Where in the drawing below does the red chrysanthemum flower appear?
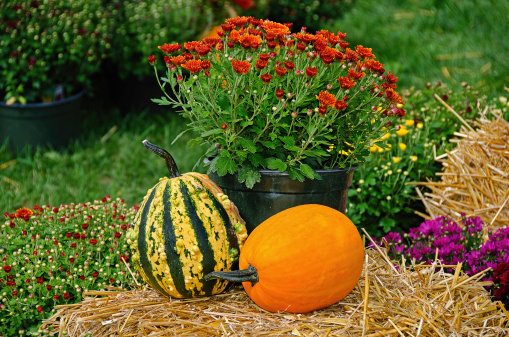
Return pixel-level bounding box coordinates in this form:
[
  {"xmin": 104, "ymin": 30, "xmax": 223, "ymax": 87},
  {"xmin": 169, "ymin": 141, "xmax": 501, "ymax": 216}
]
[
  {"xmin": 240, "ymin": 34, "xmax": 263, "ymax": 49},
  {"xmin": 355, "ymin": 45, "xmax": 375, "ymax": 59},
  {"xmin": 37, "ymin": 305, "xmax": 43, "ymax": 313},
  {"xmin": 339, "ymin": 40, "xmax": 350, "ymax": 50},
  {"xmin": 221, "ymin": 23, "xmax": 235, "ymax": 32},
  {"xmin": 232, "ymin": 60, "xmax": 251, "ymax": 74},
  {"xmin": 115, "ymin": 232, "xmax": 122, "ymax": 238},
  {"xmin": 147, "ymin": 55, "xmax": 156, "ymax": 65},
  {"xmin": 316, "ymin": 91, "xmax": 337, "ymax": 107},
  {"xmin": 348, "ymin": 68, "xmax": 365, "ymax": 80},
  {"xmin": 2, "ymin": 265, "xmax": 12, "ymax": 273},
  {"xmin": 256, "ymin": 59, "xmax": 268, "ymax": 70},
  {"xmin": 16, "ymin": 208, "xmax": 33, "ymax": 220},
  {"xmin": 296, "ymin": 43, "xmax": 306, "ymax": 52},
  {"xmin": 195, "ymin": 42, "xmax": 212, "ymax": 56},
  {"xmin": 202, "ymin": 37, "xmax": 220, "ymax": 47},
  {"xmin": 327, "ymin": 34, "xmax": 341, "ymax": 45},
  {"xmin": 92, "ymin": 272, "xmax": 99, "ymax": 278},
  {"xmin": 267, "ymin": 41, "xmax": 277, "ymax": 49},
  {"xmin": 261, "ymin": 73, "xmax": 272, "ymax": 83},
  {"xmin": 386, "ymin": 71, "xmax": 398, "ymax": 84},
  {"xmin": 364, "ymin": 59, "xmax": 385, "ymax": 74},
  {"xmin": 226, "ymin": 16, "xmax": 250, "ymax": 28},
  {"xmin": 182, "ymin": 60, "xmax": 203, "ymax": 73},
  {"xmin": 335, "ymin": 99, "xmax": 348, "ymax": 111},
  {"xmin": 385, "ymin": 88, "xmax": 405, "ymax": 105},
  {"xmin": 201, "ymin": 60, "xmax": 212, "ymax": 70},
  {"xmin": 275, "ymin": 66, "xmax": 287, "ymax": 77},
  {"xmin": 293, "ymin": 32, "xmax": 318, "ymax": 44},
  {"xmin": 344, "ymin": 48, "xmax": 358, "ymax": 62},
  {"xmin": 89, "ymin": 238, "xmax": 98, "ymax": 246},
  {"xmin": 259, "ymin": 53, "xmax": 270, "ymax": 61},
  {"xmin": 305, "ymin": 67, "xmax": 318, "ymax": 78},
  {"xmin": 63, "ymin": 292, "xmax": 70, "ymax": 300},
  {"xmin": 183, "ymin": 41, "xmax": 200, "ymax": 52},
  {"xmin": 313, "ymin": 37, "xmax": 328, "ymax": 52},
  {"xmin": 318, "ymin": 105, "xmax": 328, "ymax": 116},
  {"xmin": 53, "ymin": 294, "xmax": 59, "ymax": 301},
  {"xmin": 275, "ymin": 89, "xmax": 285, "ymax": 99},
  {"xmin": 158, "ymin": 43, "xmax": 182, "ymax": 54},
  {"xmin": 283, "ymin": 61, "xmax": 295, "ymax": 70}
]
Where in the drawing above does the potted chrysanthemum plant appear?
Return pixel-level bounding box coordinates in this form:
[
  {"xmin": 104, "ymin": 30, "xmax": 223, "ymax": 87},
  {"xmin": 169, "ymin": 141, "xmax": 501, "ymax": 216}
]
[{"xmin": 148, "ymin": 16, "xmax": 406, "ymax": 232}]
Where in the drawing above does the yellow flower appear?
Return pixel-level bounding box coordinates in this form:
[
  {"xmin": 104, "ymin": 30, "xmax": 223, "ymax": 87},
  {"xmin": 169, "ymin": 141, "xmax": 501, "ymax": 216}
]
[
  {"xmin": 396, "ymin": 127, "xmax": 409, "ymax": 136},
  {"xmin": 369, "ymin": 144, "xmax": 381, "ymax": 152},
  {"xmin": 371, "ymin": 118, "xmax": 376, "ymax": 124},
  {"xmin": 410, "ymin": 155, "xmax": 418, "ymax": 162},
  {"xmin": 500, "ymin": 96, "xmax": 507, "ymax": 105},
  {"xmin": 392, "ymin": 157, "xmax": 400, "ymax": 163},
  {"xmin": 382, "ymin": 133, "xmax": 391, "ymax": 140},
  {"xmin": 399, "ymin": 143, "xmax": 407, "ymax": 151},
  {"xmin": 396, "ymin": 103, "xmax": 404, "ymax": 109},
  {"xmin": 385, "ymin": 143, "xmax": 392, "ymax": 151},
  {"xmin": 405, "ymin": 119, "xmax": 415, "ymax": 127},
  {"xmin": 378, "ymin": 147, "xmax": 384, "ymax": 153},
  {"xmin": 416, "ymin": 123, "xmax": 423, "ymax": 129}
]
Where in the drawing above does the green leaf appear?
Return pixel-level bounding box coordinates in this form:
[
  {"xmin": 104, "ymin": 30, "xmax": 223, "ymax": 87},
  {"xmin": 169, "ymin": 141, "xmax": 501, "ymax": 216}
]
[
  {"xmin": 187, "ymin": 137, "xmax": 204, "ymax": 148},
  {"xmin": 151, "ymin": 97, "xmax": 172, "ymax": 105},
  {"xmin": 238, "ymin": 166, "xmax": 261, "ymax": 188},
  {"xmin": 280, "ymin": 136, "xmax": 295, "ymax": 147},
  {"xmin": 240, "ymin": 120, "xmax": 254, "ymax": 127},
  {"xmin": 236, "ymin": 138, "xmax": 256, "ymax": 153},
  {"xmin": 380, "ymin": 217, "xmax": 397, "ymax": 233},
  {"xmin": 201, "ymin": 128, "xmax": 224, "ymax": 137},
  {"xmin": 216, "ymin": 156, "xmax": 238, "ymax": 175},
  {"xmin": 260, "ymin": 140, "xmax": 276, "ymax": 149},
  {"xmin": 299, "ymin": 163, "xmax": 315, "ymax": 179},
  {"xmin": 288, "ymin": 167, "xmax": 305, "ymax": 182},
  {"xmin": 248, "ymin": 153, "xmax": 266, "ymax": 168},
  {"xmin": 267, "ymin": 158, "xmax": 287, "ymax": 172}
]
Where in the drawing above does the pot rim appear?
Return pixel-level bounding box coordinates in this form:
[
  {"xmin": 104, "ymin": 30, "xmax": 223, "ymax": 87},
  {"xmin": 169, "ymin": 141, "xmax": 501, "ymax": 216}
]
[{"xmin": 0, "ymin": 89, "xmax": 85, "ymax": 108}]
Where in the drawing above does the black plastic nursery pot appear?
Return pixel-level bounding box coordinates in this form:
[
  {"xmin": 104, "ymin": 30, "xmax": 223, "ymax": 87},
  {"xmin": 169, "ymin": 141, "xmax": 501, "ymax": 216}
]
[
  {"xmin": 209, "ymin": 166, "xmax": 358, "ymax": 234},
  {"xmin": 0, "ymin": 90, "xmax": 85, "ymax": 153}
]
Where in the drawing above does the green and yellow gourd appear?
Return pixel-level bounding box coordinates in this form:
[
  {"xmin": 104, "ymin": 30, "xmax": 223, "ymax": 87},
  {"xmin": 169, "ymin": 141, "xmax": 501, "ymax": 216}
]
[{"xmin": 126, "ymin": 140, "xmax": 248, "ymax": 298}]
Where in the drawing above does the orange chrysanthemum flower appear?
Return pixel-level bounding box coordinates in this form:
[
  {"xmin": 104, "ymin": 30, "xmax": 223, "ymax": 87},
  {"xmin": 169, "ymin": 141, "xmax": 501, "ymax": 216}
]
[
  {"xmin": 316, "ymin": 91, "xmax": 337, "ymax": 107},
  {"xmin": 221, "ymin": 23, "xmax": 234, "ymax": 32},
  {"xmin": 182, "ymin": 60, "xmax": 203, "ymax": 73},
  {"xmin": 275, "ymin": 65, "xmax": 287, "ymax": 76},
  {"xmin": 265, "ymin": 28, "xmax": 288, "ymax": 41},
  {"xmin": 147, "ymin": 55, "xmax": 156, "ymax": 65},
  {"xmin": 348, "ymin": 68, "xmax": 365, "ymax": 80},
  {"xmin": 355, "ymin": 45, "xmax": 375, "ymax": 59},
  {"xmin": 228, "ymin": 30, "xmax": 242, "ymax": 44},
  {"xmin": 169, "ymin": 55, "xmax": 186, "ymax": 66},
  {"xmin": 293, "ymin": 32, "xmax": 318, "ymax": 44},
  {"xmin": 261, "ymin": 21, "xmax": 290, "ymax": 34},
  {"xmin": 327, "ymin": 34, "xmax": 341, "ymax": 45},
  {"xmin": 337, "ymin": 76, "xmax": 356, "ymax": 90},
  {"xmin": 158, "ymin": 43, "xmax": 182, "ymax": 54},
  {"xmin": 261, "ymin": 73, "xmax": 272, "ymax": 83},
  {"xmin": 339, "ymin": 40, "xmax": 350, "ymax": 50},
  {"xmin": 240, "ymin": 34, "xmax": 263, "ymax": 49},
  {"xmin": 337, "ymin": 31, "xmax": 347, "ymax": 39},
  {"xmin": 232, "ymin": 60, "xmax": 251, "ymax": 74},
  {"xmin": 184, "ymin": 41, "xmax": 200, "ymax": 52},
  {"xmin": 306, "ymin": 66, "xmax": 318, "ymax": 77},
  {"xmin": 16, "ymin": 208, "xmax": 33, "ymax": 219},
  {"xmin": 226, "ymin": 16, "xmax": 250, "ymax": 28},
  {"xmin": 385, "ymin": 88, "xmax": 405, "ymax": 105}
]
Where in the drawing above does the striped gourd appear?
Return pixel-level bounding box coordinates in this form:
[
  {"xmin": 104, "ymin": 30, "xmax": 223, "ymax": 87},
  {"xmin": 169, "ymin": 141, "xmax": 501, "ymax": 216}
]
[{"xmin": 126, "ymin": 140, "xmax": 248, "ymax": 298}]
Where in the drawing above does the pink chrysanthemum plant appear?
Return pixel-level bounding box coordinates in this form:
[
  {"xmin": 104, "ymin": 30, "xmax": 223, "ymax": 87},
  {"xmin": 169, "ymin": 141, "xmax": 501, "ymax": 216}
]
[{"xmin": 149, "ymin": 16, "xmax": 406, "ymax": 188}]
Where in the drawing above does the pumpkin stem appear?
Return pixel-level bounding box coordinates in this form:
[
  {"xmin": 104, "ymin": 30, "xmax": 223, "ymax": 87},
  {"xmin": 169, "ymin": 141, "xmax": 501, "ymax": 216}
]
[
  {"xmin": 142, "ymin": 140, "xmax": 181, "ymax": 178},
  {"xmin": 205, "ymin": 263, "xmax": 259, "ymax": 287}
]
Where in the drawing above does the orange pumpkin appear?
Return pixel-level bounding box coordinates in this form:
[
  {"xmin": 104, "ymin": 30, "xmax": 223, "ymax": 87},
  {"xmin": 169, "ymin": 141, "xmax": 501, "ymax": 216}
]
[{"xmin": 205, "ymin": 204, "xmax": 365, "ymax": 313}]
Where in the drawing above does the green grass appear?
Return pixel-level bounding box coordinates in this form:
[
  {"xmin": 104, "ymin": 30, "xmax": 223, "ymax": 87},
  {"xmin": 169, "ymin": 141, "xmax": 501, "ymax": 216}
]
[
  {"xmin": 0, "ymin": 109, "xmax": 207, "ymax": 211},
  {"xmin": 333, "ymin": 0, "xmax": 509, "ymax": 97}
]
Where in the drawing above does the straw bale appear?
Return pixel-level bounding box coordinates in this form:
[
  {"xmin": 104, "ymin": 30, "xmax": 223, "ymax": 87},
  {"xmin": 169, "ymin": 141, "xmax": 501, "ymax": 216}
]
[
  {"xmin": 41, "ymin": 246, "xmax": 509, "ymax": 336},
  {"xmin": 410, "ymin": 98, "xmax": 509, "ymax": 231}
]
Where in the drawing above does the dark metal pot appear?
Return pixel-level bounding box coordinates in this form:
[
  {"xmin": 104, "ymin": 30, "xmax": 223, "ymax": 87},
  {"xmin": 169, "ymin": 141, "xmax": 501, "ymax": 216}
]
[
  {"xmin": 0, "ymin": 90, "xmax": 84, "ymax": 153},
  {"xmin": 209, "ymin": 166, "xmax": 358, "ymax": 234}
]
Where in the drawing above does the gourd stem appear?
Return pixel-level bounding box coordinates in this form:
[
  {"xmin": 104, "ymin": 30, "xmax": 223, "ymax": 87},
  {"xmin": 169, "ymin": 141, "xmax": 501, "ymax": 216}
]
[
  {"xmin": 142, "ymin": 140, "xmax": 181, "ymax": 178},
  {"xmin": 205, "ymin": 263, "xmax": 259, "ymax": 287}
]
